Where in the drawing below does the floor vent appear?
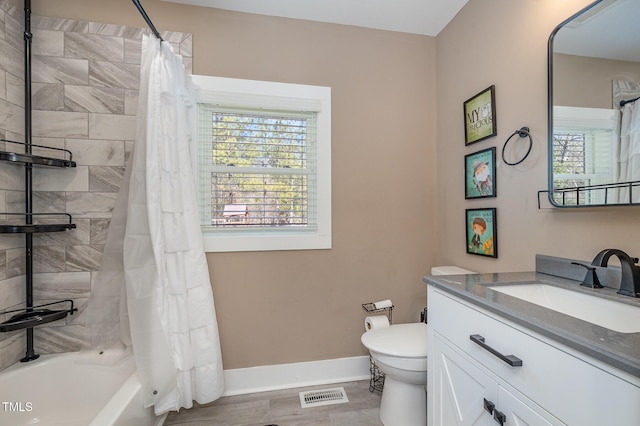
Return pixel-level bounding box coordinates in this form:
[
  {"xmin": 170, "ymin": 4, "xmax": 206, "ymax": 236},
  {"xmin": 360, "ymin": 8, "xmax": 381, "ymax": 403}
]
[{"xmin": 299, "ymin": 387, "xmax": 349, "ymax": 408}]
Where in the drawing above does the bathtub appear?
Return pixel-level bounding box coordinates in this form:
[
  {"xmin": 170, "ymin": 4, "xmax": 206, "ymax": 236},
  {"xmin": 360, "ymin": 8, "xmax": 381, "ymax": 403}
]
[{"xmin": 0, "ymin": 350, "xmax": 166, "ymax": 425}]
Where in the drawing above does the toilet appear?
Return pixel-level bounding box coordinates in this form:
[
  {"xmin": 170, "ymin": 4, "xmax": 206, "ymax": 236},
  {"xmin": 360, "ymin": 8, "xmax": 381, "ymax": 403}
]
[
  {"xmin": 361, "ymin": 266, "xmax": 475, "ymax": 426},
  {"xmin": 361, "ymin": 323, "xmax": 428, "ymax": 426}
]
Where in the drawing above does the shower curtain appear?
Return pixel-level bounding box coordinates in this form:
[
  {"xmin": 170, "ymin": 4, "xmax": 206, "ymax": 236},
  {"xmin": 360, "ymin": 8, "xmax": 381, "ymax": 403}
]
[
  {"xmin": 617, "ymin": 102, "xmax": 640, "ymax": 203},
  {"xmin": 123, "ymin": 34, "xmax": 224, "ymax": 414},
  {"xmin": 613, "ymin": 80, "xmax": 640, "ymax": 203}
]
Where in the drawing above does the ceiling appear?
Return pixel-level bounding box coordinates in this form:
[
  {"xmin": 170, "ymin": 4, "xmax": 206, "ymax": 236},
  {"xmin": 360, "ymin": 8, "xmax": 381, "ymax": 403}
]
[
  {"xmin": 553, "ymin": 0, "xmax": 640, "ymax": 62},
  {"xmin": 160, "ymin": 0, "xmax": 470, "ymax": 36}
]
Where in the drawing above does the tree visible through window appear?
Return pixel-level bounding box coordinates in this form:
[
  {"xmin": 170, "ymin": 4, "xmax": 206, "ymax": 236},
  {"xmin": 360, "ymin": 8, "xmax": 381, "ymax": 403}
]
[
  {"xmin": 202, "ymin": 107, "xmax": 316, "ymax": 228},
  {"xmin": 553, "ymin": 133, "xmax": 587, "ymax": 183},
  {"xmin": 553, "ymin": 132, "xmax": 588, "ymax": 204}
]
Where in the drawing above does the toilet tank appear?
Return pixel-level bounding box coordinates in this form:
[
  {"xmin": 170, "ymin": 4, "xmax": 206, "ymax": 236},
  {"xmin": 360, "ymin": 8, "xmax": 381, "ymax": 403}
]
[{"xmin": 430, "ymin": 266, "xmax": 475, "ymax": 275}]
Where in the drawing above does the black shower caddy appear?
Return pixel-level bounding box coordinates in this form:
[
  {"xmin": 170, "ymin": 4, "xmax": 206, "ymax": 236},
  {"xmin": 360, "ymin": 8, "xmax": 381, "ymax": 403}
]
[{"xmin": 0, "ymin": 0, "xmax": 77, "ymax": 362}]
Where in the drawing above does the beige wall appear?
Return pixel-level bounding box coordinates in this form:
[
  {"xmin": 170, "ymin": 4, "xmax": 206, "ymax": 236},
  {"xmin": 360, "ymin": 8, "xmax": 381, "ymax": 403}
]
[
  {"xmin": 435, "ymin": 0, "xmax": 640, "ymax": 273},
  {"xmin": 554, "ymin": 54, "xmax": 640, "ymax": 108},
  {"xmin": 33, "ymin": 0, "xmax": 437, "ymax": 368}
]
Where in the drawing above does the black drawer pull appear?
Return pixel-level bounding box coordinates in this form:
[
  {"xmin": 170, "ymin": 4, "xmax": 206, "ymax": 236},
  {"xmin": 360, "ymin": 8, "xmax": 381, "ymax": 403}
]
[
  {"xmin": 470, "ymin": 334, "xmax": 523, "ymax": 367},
  {"xmin": 494, "ymin": 409, "xmax": 507, "ymax": 425},
  {"xmin": 483, "ymin": 398, "xmax": 495, "ymax": 415}
]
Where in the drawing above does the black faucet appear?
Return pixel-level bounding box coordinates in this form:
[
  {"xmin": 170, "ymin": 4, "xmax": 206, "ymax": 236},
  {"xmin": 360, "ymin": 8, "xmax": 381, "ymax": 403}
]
[{"xmin": 591, "ymin": 249, "xmax": 640, "ymax": 298}]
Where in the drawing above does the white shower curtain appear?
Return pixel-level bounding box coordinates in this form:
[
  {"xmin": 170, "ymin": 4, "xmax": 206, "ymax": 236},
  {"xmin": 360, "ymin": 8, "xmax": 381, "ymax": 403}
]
[
  {"xmin": 124, "ymin": 34, "xmax": 224, "ymax": 415},
  {"xmin": 617, "ymin": 102, "xmax": 640, "ymax": 203}
]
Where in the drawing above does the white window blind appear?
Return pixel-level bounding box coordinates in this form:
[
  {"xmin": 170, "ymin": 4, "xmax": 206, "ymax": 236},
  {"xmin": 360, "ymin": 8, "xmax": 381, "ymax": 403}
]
[{"xmin": 198, "ymin": 106, "xmax": 318, "ymax": 231}]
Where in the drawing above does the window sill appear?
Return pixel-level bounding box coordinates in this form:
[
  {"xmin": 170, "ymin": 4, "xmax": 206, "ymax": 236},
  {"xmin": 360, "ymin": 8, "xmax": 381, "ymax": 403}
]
[{"xmin": 202, "ymin": 233, "xmax": 331, "ymax": 253}]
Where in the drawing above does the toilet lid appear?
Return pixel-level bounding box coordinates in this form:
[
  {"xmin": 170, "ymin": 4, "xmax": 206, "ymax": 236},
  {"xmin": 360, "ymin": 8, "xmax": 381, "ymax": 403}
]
[{"xmin": 361, "ymin": 323, "xmax": 428, "ymax": 357}]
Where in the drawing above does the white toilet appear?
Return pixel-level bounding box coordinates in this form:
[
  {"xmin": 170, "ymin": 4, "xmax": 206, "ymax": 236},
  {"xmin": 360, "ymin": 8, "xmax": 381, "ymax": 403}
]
[
  {"xmin": 361, "ymin": 266, "xmax": 475, "ymax": 426},
  {"xmin": 361, "ymin": 322, "xmax": 428, "ymax": 426}
]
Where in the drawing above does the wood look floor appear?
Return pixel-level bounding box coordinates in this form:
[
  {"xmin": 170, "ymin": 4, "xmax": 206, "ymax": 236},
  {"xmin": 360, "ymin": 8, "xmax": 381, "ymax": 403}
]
[{"xmin": 164, "ymin": 380, "xmax": 384, "ymax": 426}]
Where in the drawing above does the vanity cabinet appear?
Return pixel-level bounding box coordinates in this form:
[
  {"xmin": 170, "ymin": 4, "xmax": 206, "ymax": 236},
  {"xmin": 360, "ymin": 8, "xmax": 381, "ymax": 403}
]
[
  {"xmin": 432, "ymin": 334, "xmax": 560, "ymax": 425},
  {"xmin": 427, "ymin": 285, "xmax": 640, "ymax": 426}
]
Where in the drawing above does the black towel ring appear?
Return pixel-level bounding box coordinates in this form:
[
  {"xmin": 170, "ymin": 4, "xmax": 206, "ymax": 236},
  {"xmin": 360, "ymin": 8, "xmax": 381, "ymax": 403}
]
[{"xmin": 501, "ymin": 127, "xmax": 532, "ymax": 166}]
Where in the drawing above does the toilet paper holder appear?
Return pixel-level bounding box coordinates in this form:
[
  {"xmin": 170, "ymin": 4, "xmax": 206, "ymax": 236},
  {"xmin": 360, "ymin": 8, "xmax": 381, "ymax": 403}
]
[
  {"xmin": 361, "ymin": 301, "xmax": 393, "ymax": 324},
  {"xmin": 362, "ymin": 301, "xmax": 394, "ymax": 393}
]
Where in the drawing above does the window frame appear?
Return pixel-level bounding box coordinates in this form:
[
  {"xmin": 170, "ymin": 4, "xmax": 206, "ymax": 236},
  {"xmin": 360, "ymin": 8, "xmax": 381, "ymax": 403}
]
[
  {"xmin": 553, "ymin": 107, "xmax": 618, "ymax": 171},
  {"xmin": 552, "ymin": 106, "xmax": 619, "ymax": 205},
  {"xmin": 189, "ymin": 75, "xmax": 331, "ymax": 253}
]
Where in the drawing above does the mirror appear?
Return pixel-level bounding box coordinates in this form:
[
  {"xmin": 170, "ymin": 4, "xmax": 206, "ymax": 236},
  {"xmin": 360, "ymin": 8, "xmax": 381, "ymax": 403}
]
[{"xmin": 548, "ymin": 0, "xmax": 640, "ymax": 207}]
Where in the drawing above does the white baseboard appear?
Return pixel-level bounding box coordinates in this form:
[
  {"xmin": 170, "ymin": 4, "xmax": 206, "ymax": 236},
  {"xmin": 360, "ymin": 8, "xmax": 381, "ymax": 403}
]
[{"xmin": 222, "ymin": 355, "xmax": 371, "ymax": 396}]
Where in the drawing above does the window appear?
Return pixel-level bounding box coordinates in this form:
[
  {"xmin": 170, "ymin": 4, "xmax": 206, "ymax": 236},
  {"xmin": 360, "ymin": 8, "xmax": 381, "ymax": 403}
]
[
  {"xmin": 552, "ymin": 106, "xmax": 618, "ymax": 205},
  {"xmin": 189, "ymin": 75, "xmax": 331, "ymax": 252}
]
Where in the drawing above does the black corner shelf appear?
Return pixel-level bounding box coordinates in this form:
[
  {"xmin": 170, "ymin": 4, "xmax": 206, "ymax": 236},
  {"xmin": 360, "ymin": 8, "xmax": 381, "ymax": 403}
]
[
  {"xmin": 0, "ymin": 151, "xmax": 76, "ymax": 168},
  {"xmin": 0, "ymin": 139, "xmax": 76, "ymax": 168},
  {"xmin": 0, "ymin": 213, "xmax": 76, "ymax": 234},
  {"xmin": 0, "ymin": 300, "xmax": 78, "ymax": 332},
  {"xmin": 0, "ymin": 223, "xmax": 76, "ymax": 233},
  {"xmin": 3, "ymin": 1, "xmax": 79, "ymax": 361}
]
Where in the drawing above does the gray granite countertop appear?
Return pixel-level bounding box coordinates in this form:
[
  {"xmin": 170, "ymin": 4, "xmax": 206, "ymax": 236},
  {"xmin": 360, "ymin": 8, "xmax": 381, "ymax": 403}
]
[{"xmin": 423, "ymin": 271, "xmax": 640, "ymax": 379}]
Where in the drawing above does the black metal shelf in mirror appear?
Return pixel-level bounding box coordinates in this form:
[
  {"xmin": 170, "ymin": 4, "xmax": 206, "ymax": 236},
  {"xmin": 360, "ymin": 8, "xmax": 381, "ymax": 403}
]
[
  {"xmin": 538, "ymin": 180, "xmax": 640, "ymax": 208},
  {"xmin": 547, "ymin": 0, "xmax": 640, "ymax": 207}
]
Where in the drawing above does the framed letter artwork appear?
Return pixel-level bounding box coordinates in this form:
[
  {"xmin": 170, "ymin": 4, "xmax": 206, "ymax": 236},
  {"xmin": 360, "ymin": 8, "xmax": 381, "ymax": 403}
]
[{"xmin": 464, "ymin": 85, "xmax": 496, "ymax": 145}]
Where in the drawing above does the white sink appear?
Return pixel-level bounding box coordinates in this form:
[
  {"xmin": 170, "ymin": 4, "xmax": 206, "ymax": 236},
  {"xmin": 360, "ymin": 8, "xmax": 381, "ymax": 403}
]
[{"xmin": 488, "ymin": 284, "xmax": 640, "ymax": 333}]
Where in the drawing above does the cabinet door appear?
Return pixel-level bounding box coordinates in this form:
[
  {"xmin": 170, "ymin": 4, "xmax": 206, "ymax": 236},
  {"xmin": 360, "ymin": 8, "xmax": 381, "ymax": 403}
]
[
  {"xmin": 498, "ymin": 387, "xmax": 564, "ymax": 426},
  {"xmin": 430, "ymin": 333, "xmax": 494, "ymax": 426}
]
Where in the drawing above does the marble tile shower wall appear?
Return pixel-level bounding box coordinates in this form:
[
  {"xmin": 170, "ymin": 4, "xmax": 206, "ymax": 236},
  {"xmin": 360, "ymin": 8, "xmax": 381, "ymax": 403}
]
[
  {"xmin": 0, "ymin": 0, "xmax": 192, "ymax": 370},
  {"xmin": 0, "ymin": 0, "xmax": 26, "ymax": 371}
]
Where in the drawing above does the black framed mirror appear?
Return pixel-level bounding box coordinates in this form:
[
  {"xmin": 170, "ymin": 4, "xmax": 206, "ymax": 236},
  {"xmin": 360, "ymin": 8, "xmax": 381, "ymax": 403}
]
[{"xmin": 548, "ymin": 0, "xmax": 640, "ymax": 207}]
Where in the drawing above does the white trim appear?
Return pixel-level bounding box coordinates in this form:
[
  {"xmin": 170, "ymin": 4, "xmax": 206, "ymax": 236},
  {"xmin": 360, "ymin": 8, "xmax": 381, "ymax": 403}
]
[
  {"xmin": 188, "ymin": 74, "xmax": 332, "ymax": 253},
  {"xmin": 553, "ymin": 105, "xmax": 618, "ymax": 128},
  {"xmin": 189, "ymin": 75, "xmax": 329, "ymax": 111},
  {"xmin": 222, "ymin": 356, "xmax": 371, "ymax": 396}
]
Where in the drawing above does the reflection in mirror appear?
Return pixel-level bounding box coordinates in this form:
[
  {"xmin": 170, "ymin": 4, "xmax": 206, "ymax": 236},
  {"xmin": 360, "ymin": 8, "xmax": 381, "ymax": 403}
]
[{"xmin": 548, "ymin": 0, "xmax": 640, "ymax": 207}]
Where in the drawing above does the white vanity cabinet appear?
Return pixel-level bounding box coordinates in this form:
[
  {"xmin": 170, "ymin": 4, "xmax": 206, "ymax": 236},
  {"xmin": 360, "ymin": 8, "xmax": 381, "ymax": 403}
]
[
  {"xmin": 431, "ymin": 334, "xmax": 560, "ymax": 425},
  {"xmin": 427, "ymin": 285, "xmax": 640, "ymax": 426}
]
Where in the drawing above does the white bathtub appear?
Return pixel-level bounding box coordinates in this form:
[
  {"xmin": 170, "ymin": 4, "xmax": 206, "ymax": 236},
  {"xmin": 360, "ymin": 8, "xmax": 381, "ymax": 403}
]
[{"xmin": 0, "ymin": 350, "xmax": 166, "ymax": 425}]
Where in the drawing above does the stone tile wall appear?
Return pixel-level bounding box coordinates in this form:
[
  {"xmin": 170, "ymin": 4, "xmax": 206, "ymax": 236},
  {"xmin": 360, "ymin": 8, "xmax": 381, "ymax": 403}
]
[
  {"xmin": 0, "ymin": 0, "xmax": 192, "ymax": 370},
  {"xmin": 0, "ymin": 0, "xmax": 26, "ymax": 370}
]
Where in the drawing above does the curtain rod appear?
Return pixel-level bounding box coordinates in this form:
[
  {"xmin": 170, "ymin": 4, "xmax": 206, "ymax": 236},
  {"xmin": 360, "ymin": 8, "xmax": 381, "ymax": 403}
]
[
  {"xmin": 132, "ymin": 0, "xmax": 163, "ymax": 42},
  {"xmin": 620, "ymin": 95, "xmax": 640, "ymax": 107}
]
